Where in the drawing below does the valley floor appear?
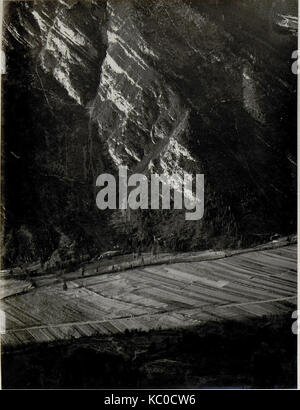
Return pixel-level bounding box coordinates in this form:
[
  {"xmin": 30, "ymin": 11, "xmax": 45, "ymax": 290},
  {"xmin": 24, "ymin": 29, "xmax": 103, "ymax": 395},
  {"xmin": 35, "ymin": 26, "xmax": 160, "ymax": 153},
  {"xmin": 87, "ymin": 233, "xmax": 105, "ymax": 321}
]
[{"xmin": 0, "ymin": 242, "xmax": 297, "ymax": 347}]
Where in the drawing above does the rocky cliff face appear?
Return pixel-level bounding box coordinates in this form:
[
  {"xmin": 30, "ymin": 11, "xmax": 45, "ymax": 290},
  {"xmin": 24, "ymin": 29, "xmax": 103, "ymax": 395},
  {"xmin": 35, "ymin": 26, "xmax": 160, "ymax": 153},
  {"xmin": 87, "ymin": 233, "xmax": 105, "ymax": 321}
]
[{"xmin": 2, "ymin": 0, "xmax": 297, "ymax": 266}]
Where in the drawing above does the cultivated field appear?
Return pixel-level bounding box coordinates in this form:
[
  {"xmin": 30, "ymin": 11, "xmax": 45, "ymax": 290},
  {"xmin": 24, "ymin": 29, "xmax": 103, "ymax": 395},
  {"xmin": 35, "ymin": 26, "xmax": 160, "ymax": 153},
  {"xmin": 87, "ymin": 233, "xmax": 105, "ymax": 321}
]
[{"xmin": 0, "ymin": 244, "xmax": 297, "ymax": 346}]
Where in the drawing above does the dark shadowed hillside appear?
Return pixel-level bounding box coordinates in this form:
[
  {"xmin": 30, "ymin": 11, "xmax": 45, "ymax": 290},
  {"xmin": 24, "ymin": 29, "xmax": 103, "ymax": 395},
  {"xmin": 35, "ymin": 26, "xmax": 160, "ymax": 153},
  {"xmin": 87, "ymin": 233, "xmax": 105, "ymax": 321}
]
[
  {"xmin": 2, "ymin": 0, "xmax": 297, "ymax": 267},
  {"xmin": 2, "ymin": 314, "xmax": 297, "ymax": 389}
]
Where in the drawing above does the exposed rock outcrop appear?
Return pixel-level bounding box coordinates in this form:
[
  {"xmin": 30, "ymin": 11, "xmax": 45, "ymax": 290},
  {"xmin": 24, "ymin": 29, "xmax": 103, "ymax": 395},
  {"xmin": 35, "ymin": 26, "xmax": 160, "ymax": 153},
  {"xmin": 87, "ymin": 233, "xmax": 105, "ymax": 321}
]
[{"xmin": 2, "ymin": 0, "xmax": 297, "ymax": 266}]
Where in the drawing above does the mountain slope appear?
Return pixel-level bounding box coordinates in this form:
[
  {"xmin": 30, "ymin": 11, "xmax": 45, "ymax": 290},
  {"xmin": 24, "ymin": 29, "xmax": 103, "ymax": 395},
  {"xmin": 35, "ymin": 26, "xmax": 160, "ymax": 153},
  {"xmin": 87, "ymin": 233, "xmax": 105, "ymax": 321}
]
[{"xmin": 2, "ymin": 0, "xmax": 297, "ymax": 266}]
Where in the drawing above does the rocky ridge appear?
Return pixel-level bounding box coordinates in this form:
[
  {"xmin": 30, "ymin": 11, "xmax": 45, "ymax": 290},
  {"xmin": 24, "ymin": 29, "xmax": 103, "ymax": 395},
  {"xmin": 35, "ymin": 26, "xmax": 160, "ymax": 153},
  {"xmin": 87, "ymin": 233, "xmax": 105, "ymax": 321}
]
[{"xmin": 2, "ymin": 0, "xmax": 297, "ymax": 266}]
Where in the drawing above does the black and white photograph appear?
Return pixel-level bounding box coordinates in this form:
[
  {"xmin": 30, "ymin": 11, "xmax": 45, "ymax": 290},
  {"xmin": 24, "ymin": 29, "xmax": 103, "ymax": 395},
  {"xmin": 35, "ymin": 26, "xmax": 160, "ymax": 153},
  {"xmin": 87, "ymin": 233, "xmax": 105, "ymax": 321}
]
[{"xmin": 0, "ymin": 0, "xmax": 298, "ymax": 391}]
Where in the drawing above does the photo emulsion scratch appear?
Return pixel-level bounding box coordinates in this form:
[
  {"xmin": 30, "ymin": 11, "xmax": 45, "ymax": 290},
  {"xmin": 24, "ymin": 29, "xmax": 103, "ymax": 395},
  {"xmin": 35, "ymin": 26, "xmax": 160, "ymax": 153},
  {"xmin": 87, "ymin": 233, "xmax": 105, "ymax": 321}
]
[{"xmin": 0, "ymin": 0, "xmax": 298, "ymax": 392}]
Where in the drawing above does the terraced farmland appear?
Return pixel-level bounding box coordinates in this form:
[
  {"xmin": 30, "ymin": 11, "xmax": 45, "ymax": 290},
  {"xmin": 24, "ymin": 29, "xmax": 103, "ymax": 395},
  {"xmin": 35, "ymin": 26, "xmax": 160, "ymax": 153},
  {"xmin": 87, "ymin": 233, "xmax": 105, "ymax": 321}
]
[{"xmin": 0, "ymin": 244, "xmax": 297, "ymax": 347}]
